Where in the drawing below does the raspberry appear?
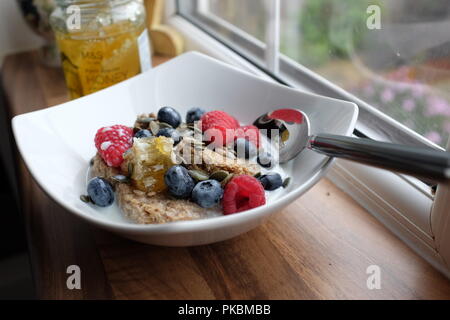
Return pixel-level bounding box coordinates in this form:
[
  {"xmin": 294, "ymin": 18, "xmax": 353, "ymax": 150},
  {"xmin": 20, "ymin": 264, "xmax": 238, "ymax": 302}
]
[
  {"xmin": 201, "ymin": 110, "xmax": 240, "ymax": 131},
  {"xmin": 234, "ymin": 125, "xmax": 261, "ymax": 148},
  {"xmin": 268, "ymin": 108, "xmax": 304, "ymax": 124},
  {"xmin": 94, "ymin": 125, "xmax": 133, "ymax": 167},
  {"xmin": 203, "ymin": 126, "xmax": 236, "ymax": 147},
  {"xmin": 222, "ymin": 175, "xmax": 266, "ymax": 215},
  {"xmin": 201, "ymin": 111, "xmax": 240, "ymax": 146}
]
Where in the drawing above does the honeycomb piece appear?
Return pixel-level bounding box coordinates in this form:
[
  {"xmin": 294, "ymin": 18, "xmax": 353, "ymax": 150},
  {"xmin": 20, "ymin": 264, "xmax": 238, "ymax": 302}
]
[{"xmin": 124, "ymin": 136, "xmax": 175, "ymax": 192}]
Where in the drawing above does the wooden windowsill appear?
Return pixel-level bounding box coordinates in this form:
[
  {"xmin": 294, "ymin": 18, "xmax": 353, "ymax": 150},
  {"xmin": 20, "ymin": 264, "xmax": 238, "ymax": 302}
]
[{"xmin": 2, "ymin": 50, "xmax": 450, "ymax": 299}]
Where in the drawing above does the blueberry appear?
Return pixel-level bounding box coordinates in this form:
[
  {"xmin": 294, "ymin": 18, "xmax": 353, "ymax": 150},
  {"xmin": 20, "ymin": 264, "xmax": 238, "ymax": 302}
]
[
  {"xmin": 87, "ymin": 177, "xmax": 114, "ymax": 207},
  {"xmin": 157, "ymin": 106, "xmax": 181, "ymax": 128},
  {"xmin": 191, "ymin": 180, "xmax": 224, "ymax": 208},
  {"xmin": 186, "ymin": 107, "xmax": 205, "ymax": 124},
  {"xmin": 164, "ymin": 165, "xmax": 195, "ymax": 199},
  {"xmin": 234, "ymin": 138, "xmax": 257, "ymax": 159},
  {"xmin": 258, "ymin": 173, "xmax": 283, "ymax": 191},
  {"xmin": 257, "ymin": 152, "xmax": 274, "ymax": 169},
  {"xmin": 134, "ymin": 129, "xmax": 152, "ymax": 139},
  {"xmin": 156, "ymin": 127, "xmax": 181, "ymax": 145}
]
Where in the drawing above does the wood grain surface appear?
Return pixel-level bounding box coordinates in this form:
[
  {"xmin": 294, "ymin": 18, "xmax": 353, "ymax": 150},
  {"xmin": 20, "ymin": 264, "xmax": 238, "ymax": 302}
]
[
  {"xmin": 2, "ymin": 51, "xmax": 114, "ymax": 299},
  {"xmin": 2, "ymin": 51, "xmax": 450, "ymax": 299}
]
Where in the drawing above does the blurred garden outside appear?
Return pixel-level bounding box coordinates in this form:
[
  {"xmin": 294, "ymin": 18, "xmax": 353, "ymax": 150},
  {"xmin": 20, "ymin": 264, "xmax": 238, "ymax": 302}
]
[{"xmin": 208, "ymin": 0, "xmax": 450, "ymax": 147}]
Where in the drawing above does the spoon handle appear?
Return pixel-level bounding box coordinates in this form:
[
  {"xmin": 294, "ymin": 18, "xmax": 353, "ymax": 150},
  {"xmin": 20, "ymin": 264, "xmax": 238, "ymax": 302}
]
[{"xmin": 309, "ymin": 133, "xmax": 450, "ymax": 181}]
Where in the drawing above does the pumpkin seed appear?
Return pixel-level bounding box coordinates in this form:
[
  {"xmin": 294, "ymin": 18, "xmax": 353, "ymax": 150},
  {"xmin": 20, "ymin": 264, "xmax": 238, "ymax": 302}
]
[
  {"xmin": 80, "ymin": 195, "xmax": 91, "ymax": 203},
  {"xmin": 210, "ymin": 170, "xmax": 229, "ymax": 182},
  {"xmin": 149, "ymin": 121, "xmax": 160, "ymax": 135},
  {"xmin": 221, "ymin": 173, "xmax": 235, "ymax": 187},
  {"xmin": 158, "ymin": 122, "xmax": 173, "ymax": 129},
  {"xmin": 188, "ymin": 169, "xmax": 210, "ymax": 181},
  {"xmin": 127, "ymin": 162, "xmax": 134, "ymax": 176},
  {"xmin": 111, "ymin": 175, "xmax": 130, "ymax": 184},
  {"xmin": 254, "ymin": 172, "xmax": 262, "ymax": 179},
  {"xmin": 188, "ymin": 124, "xmax": 202, "ymax": 134},
  {"xmin": 282, "ymin": 177, "xmax": 291, "ymax": 188},
  {"xmin": 180, "ymin": 130, "xmax": 194, "ymax": 137},
  {"xmin": 177, "ymin": 125, "xmax": 193, "ymax": 137},
  {"xmin": 137, "ymin": 117, "xmax": 155, "ymax": 124}
]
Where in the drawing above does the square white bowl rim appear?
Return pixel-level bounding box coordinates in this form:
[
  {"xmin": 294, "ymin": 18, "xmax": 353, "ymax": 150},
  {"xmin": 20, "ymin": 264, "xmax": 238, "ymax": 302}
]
[{"xmin": 12, "ymin": 51, "xmax": 358, "ymax": 237}]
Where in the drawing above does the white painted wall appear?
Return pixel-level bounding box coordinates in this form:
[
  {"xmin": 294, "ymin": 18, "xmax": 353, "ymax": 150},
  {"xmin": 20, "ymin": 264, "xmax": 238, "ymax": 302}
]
[{"xmin": 0, "ymin": 0, "xmax": 43, "ymax": 66}]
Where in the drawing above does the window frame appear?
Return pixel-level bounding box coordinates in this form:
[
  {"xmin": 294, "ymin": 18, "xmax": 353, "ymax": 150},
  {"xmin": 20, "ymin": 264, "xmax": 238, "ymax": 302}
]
[
  {"xmin": 178, "ymin": 0, "xmax": 444, "ymax": 190},
  {"xmin": 165, "ymin": 0, "xmax": 450, "ymax": 277},
  {"xmin": 184, "ymin": 0, "xmax": 446, "ymax": 149}
]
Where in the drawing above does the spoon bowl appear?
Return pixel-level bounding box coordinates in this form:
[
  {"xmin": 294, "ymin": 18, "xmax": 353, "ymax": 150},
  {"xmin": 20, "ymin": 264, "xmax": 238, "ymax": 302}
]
[
  {"xmin": 254, "ymin": 108, "xmax": 450, "ymax": 181},
  {"xmin": 254, "ymin": 108, "xmax": 311, "ymax": 164}
]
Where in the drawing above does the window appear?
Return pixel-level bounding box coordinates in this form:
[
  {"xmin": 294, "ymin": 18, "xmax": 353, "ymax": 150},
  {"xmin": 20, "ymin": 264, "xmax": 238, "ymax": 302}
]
[
  {"xmin": 280, "ymin": 0, "xmax": 450, "ymax": 148},
  {"xmin": 171, "ymin": 0, "xmax": 450, "ymax": 275},
  {"xmin": 206, "ymin": 0, "xmax": 267, "ymax": 42},
  {"xmin": 179, "ymin": 0, "xmax": 450, "ymax": 150},
  {"xmin": 179, "ymin": 0, "xmax": 267, "ymax": 66}
]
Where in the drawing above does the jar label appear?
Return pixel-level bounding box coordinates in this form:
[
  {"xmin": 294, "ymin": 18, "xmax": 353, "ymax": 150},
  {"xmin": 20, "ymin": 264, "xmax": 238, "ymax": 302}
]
[{"xmin": 138, "ymin": 29, "xmax": 152, "ymax": 72}]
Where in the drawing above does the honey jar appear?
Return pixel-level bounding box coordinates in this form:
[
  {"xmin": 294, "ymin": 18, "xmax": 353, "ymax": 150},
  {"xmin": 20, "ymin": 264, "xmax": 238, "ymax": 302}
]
[{"xmin": 50, "ymin": 0, "xmax": 151, "ymax": 99}]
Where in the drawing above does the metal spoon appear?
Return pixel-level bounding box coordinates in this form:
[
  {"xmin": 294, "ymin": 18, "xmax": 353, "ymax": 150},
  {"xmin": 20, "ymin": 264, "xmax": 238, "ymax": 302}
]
[{"xmin": 254, "ymin": 108, "xmax": 450, "ymax": 181}]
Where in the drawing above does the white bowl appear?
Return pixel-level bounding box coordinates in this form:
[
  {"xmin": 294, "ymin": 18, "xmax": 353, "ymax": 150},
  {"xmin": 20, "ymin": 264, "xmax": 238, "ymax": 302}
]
[{"xmin": 12, "ymin": 52, "xmax": 358, "ymax": 246}]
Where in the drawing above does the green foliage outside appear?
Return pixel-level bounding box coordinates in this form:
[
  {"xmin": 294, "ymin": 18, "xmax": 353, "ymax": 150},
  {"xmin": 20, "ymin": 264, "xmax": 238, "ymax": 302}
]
[{"xmin": 294, "ymin": 0, "xmax": 380, "ymax": 67}]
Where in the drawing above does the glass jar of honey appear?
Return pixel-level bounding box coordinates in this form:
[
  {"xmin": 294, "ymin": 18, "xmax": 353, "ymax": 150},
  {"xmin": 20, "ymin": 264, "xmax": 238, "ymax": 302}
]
[{"xmin": 50, "ymin": 0, "xmax": 151, "ymax": 99}]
